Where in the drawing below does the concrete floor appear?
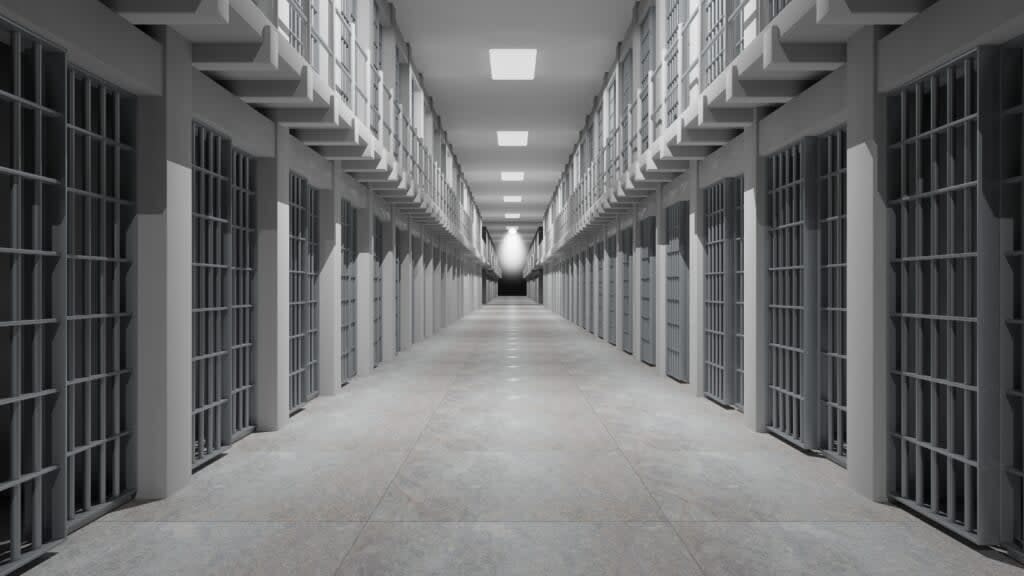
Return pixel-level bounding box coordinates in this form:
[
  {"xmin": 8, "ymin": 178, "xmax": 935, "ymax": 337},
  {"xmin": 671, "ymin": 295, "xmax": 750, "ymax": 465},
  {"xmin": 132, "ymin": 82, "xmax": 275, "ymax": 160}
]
[{"xmin": 29, "ymin": 297, "xmax": 1022, "ymax": 575}]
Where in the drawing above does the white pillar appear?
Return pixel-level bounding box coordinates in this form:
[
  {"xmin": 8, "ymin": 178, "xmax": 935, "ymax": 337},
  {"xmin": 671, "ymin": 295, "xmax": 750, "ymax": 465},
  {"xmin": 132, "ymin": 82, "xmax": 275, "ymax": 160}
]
[
  {"xmin": 424, "ymin": 238, "xmax": 434, "ymax": 337},
  {"xmin": 655, "ymin": 187, "xmax": 667, "ymax": 376},
  {"xmin": 413, "ymin": 228, "xmax": 425, "ymax": 343},
  {"xmin": 318, "ymin": 181, "xmax": 341, "ymax": 395},
  {"xmin": 632, "ymin": 206, "xmax": 643, "ymax": 360},
  {"xmin": 355, "ymin": 194, "xmax": 375, "ymax": 375},
  {"xmin": 689, "ymin": 168, "xmax": 705, "ymax": 395},
  {"xmin": 134, "ymin": 27, "xmax": 192, "ymax": 499},
  {"xmin": 846, "ymin": 26, "xmax": 888, "ymax": 501},
  {"xmin": 400, "ymin": 220, "xmax": 413, "ymax": 350},
  {"xmin": 744, "ymin": 117, "xmax": 769, "ymax": 430}
]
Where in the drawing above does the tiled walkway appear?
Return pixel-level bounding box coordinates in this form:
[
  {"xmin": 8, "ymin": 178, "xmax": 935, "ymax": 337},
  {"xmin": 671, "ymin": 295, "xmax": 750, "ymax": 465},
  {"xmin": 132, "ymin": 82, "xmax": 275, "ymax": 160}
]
[{"xmin": 30, "ymin": 298, "xmax": 1021, "ymax": 575}]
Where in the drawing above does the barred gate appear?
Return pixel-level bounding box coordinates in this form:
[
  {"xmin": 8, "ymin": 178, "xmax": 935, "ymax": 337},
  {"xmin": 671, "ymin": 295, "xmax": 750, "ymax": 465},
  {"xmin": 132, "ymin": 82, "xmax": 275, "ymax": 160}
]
[{"xmin": 665, "ymin": 201, "xmax": 689, "ymax": 382}]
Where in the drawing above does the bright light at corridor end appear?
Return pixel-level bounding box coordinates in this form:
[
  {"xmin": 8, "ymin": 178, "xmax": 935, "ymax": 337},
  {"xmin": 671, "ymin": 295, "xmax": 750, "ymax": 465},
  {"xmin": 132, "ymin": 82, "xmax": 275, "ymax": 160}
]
[
  {"xmin": 497, "ymin": 131, "xmax": 529, "ymax": 147},
  {"xmin": 501, "ymin": 171, "xmax": 525, "ymax": 182},
  {"xmin": 489, "ymin": 49, "xmax": 537, "ymax": 80},
  {"xmin": 498, "ymin": 226, "xmax": 526, "ymax": 274}
]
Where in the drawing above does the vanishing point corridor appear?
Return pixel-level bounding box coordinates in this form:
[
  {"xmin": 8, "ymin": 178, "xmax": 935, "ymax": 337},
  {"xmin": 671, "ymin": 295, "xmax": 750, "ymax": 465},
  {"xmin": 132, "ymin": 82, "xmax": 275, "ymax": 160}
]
[{"xmin": 27, "ymin": 299, "xmax": 1018, "ymax": 575}]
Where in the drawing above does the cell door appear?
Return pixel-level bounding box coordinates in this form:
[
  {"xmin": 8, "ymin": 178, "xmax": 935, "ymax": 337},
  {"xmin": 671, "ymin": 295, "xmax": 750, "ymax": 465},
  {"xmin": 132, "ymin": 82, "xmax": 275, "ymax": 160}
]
[
  {"xmin": 395, "ymin": 228, "xmax": 403, "ymax": 354},
  {"xmin": 640, "ymin": 217, "xmax": 656, "ymax": 366},
  {"xmin": 192, "ymin": 123, "xmax": 232, "ymax": 464},
  {"xmin": 340, "ymin": 200, "xmax": 357, "ymax": 382},
  {"xmin": 229, "ymin": 150, "xmax": 256, "ymax": 440},
  {"xmin": 288, "ymin": 173, "xmax": 320, "ymax": 412},
  {"xmin": 818, "ymin": 128, "xmax": 847, "ymax": 464},
  {"xmin": 733, "ymin": 180, "xmax": 746, "ymax": 409},
  {"xmin": 889, "ymin": 52, "xmax": 994, "ymax": 544},
  {"xmin": 622, "ymin": 227, "xmax": 634, "ymax": 354},
  {"xmin": 597, "ymin": 242, "xmax": 604, "ymax": 339},
  {"xmin": 703, "ymin": 180, "xmax": 737, "ymax": 405},
  {"xmin": 608, "ymin": 236, "xmax": 617, "ymax": 346},
  {"xmin": 373, "ymin": 217, "xmax": 383, "ymax": 367},
  {"xmin": 666, "ymin": 201, "xmax": 689, "ymax": 382},
  {"xmin": 588, "ymin": 247, "xmax": 595, "ymax": 334},
  {"xmin": 765, "ymin": 142, "xmax": 816, "ymax": 449},
  {"xmin": 67, "ymin": 69, "xmax": 138, "ymax": 532}
]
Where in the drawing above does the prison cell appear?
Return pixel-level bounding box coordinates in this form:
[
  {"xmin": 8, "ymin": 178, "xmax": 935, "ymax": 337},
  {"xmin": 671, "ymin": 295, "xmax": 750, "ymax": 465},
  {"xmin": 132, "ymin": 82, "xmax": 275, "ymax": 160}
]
[
  {"xmin": 766, "ymin": 140, "xmax": 819, "ymax": 450},
  {"xmin": 288, "ymin": 173, "xmax": 319, "ymax": 412},
  {"xmin": 373, "ymin": 217, "xmax": 383, "ymax": 367},
  {"xmin": 819, "ymin": 128, "xmax": 847, "ymax": 464},
  {"xmin": 607, "ymin": 236, "xmax": 617, "ymax": 346},
  {"xmin": 666, "ymin": 201, "xmax": 689, "ymax": 383},
  {"xmin": 622, "ymin": 227, "xmax": 634, "ymax": 354},
  {"xmin": 0, "ymin": 22, "xmax": 67, "ymax": 574},
  {"xmin": 640, "ymin": 217, "xmax": 656, "ymax": 366},
  {"xmin": 888, "ymin": 51, "xmax": 995, "ymax": 543},
  {"xmin": 702, "ymin": 0, "xmax": 726, "ymax": 88},
  {"xmin": 64, "ymin": 69, "xmax": 137, "ymax": 532},
  {"xmin": 703, "ymin": 179, "xmax": 741, "ymax": 406},
  {"xmin": 339, "ymin": 200, "xmax": 357, "ymax": 382},
  {"xmin": 191, "ymin": 123, "xmax": 232, "ymax": 466},
  {"xmin": 1001, "ymin": 44, "xmax": 1024, "ymax": 557},
  {"xmin": 597, "ymin": 242, "xmax": 604, "ymax": 339}
]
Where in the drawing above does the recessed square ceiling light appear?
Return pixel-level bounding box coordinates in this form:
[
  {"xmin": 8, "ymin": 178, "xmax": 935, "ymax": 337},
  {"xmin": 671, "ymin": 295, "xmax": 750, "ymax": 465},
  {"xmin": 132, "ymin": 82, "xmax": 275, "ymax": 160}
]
[
  {"xmin": 501, "ymin": 171, "xmax": 525, "ymax": 182},
  {"xmin": 489, "ymin": 49, "xmax": 538, "ymax": 80},
  {"xmin": 497, "ymin": 131, "xmax": 529, "ymax": 147},
  {"xmin": 507, "ymin": 226, "xmax": 519, "ymax": 233},
  {"xmin": 505, "ymin": 213, "xmax": 521, "ymax": 220},
  {"xmin": 503, "ymin": 195, "xmax": 522, "ymax": 203}
]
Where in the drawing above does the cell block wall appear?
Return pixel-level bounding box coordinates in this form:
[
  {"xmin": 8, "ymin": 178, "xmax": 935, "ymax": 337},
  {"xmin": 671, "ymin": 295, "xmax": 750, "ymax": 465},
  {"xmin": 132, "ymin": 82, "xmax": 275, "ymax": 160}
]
[
  {"xmin": 888, "ymin": 52, "xmax": 988, "ymax": 542},
  {"xmin": 340, "ymin": 200, "xmax": 357, "ymax": 381},
  {"xmin": 0, "ymin": 22, "xmax": 67, "ymax": 574},
  {"xmin": 819, "ymin": 128, "xmax": 847, "ymax": 464},
  {"xmin": 640, "ymin": 217, "xmax": 656, "ymax": 366},
  {"xmin": 288, "ymin": 173, "xmax": 320, "ymax": 412},
  {"xmin": 191, "ymin": 123, "xmax": 231, "ymax": 467},
  {"xmin": 67, "ymin": 69, "xmax": 136, "ymax": 524},
  {"xmin": 666, "ymin": 201, "xmax": 689, "ymax": 383}
]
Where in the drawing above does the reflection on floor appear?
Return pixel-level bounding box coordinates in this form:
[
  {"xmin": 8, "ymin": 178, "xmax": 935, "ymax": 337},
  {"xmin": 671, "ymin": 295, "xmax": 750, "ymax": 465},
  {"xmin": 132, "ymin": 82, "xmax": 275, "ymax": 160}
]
[{"xmin": 29, "ymin": 297, "xmax": 1022, "ymax": 575}]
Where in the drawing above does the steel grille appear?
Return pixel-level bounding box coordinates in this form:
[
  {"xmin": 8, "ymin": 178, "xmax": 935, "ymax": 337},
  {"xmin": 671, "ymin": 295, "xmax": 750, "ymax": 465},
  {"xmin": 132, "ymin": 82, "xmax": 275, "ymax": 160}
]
[
  {"xmin": 702, "ymin": 0, "xmax": 726, "ymax": 88},
  {"xmin": 288, "ymin": 173, "xmax": 319, "ymax": 412},
  {"xmin": 734, "ymin": 179, "xmax": 745, "ymax": 408},
  {"xmin": 608, "ymin": 236, "xmax": 617, "ymax": 346},
  {"xmin": 66, "ymin": 69, "xmax": 136, "ymax": 527},
  {"xmin": 373, "ymin": 218, "xmax": 383, "ymax": 367},
  {"xmin": 766, "ymin": 141, "xmax": 818, "ymax": 448},
  {"xmin": 703, "ymin": 179, "xmax": 743, "ymax": 407},
  {"xmin": 666, "ymin": 201, "xmax": 689, "ymax": 382},
  {"xmin": 819, "ymin": 128, "xmax": 847, "ymax": 463},
  {"xmin": 888, "ymin": 53, "xmax": 985, "ymax": 541},
  {"xmin": 340, "ymin": 200, "xmax": 357, "ymax": 381},
  {"xmin": 191, "ymin": 123, "xmax": 231, "ymax": 466},
  {"xmin": 622, "ymin": 227, "xmax": 634, "ymax": 354},
  {"xmin": 640, "ymin": 217, "xmax": 656, "ymax": 366},
  {"xmin": 597, "ymin": 243, "xmax": 604, "ymax": 339}
]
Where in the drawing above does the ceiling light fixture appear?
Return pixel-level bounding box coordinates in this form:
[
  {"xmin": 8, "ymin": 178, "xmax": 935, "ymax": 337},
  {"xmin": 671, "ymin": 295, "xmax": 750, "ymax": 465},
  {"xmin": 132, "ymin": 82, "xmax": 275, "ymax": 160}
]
[
  {"xmin": 501, "ymin": 171, "xmax": 525, "ymax": 182},
  {"xmin": 497, "ymin": 131, "xmax": 529, "ymax": 147},
  {"xmin": 505, "ymin": 213, "xmax": 521, "ymax": 220},
  {"xmin": 503, "ymin": 195, "xmax": 522, "ymax": 203},
  {"xmin": 489, "ymin": 49, "xmax": 538, "ymax": 80}
]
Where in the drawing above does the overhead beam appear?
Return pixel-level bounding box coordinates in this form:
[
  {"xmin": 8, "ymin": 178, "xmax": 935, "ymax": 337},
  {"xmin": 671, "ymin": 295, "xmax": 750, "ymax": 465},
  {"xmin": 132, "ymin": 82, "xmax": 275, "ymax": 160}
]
[
  {"xmin": 264, "ymin": 96, "xmax": 339, "ymax": 128},
  {"xmin": 816, "ymin": 0, "xmax": 930, "ymax": 25},
  {"xmin": 107, "ymin": 0, "xmax": 228, "ymax": 25},
  {"xmin": 764, "ymin": 25, "xmax": 846, "ymax": 72},
  {"xmin": 229, "ymin": 66, "xmax": 313, "ymax": 107},
  {"xmin": 697, "ymin": 97, "xmax": 756, "ymax": 128},
  {"xmin": 293, "ymin": 128, "xmax": 357, "ymax": 146},
  {"xmin": 726, "ymin": 66, "xmax": 804, "ymax": 105},
  {"xmin": 193, "ymin": 25, "xmax": 278, "ymax": 72}
]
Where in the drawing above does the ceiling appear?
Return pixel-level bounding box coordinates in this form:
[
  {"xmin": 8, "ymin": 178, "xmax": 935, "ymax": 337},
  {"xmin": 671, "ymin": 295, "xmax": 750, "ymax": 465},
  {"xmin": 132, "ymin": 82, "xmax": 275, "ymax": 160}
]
[{"xmin": 391, "ymin": 0, "xmax": 634, "ymax": 245}]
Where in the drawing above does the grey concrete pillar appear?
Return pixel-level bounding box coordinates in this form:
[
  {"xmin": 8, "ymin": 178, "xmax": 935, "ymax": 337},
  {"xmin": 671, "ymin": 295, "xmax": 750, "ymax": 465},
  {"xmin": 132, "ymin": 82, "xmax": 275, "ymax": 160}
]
[
  {"xmin": 382, "ymin": 207, "xmax": 396, "ymax": 363},
  {"xmin": 615, "ymin": 217, "xmax": 625, "ymax": 350},
  {"xmin": 134, "ymin": 27, "xmax": 192, "ymax": 499},
  {"xmin": 413, "ymin": 228, "xmax": 425, "ymax": 343},
  {"xmin": 846, "ymin": 26, "xmax": 889, "ymax": 502},
  {"xmin": 318, "ymin": 179, "xmax": 341, "ymax": 395},
  {"xmin": 632, "ymin": 205, "xmax": 643, "ymax": 360},
  {"xmin": 254, "ymin": 125, "xmax": 290, "ymax": 429},
  {"xmin": 424, "ymin": 237, "xmax": 434, "ymax": 337},
  {"xmin": 400, "ymin": 219, "xmax": 413, "ymax": 350}
]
